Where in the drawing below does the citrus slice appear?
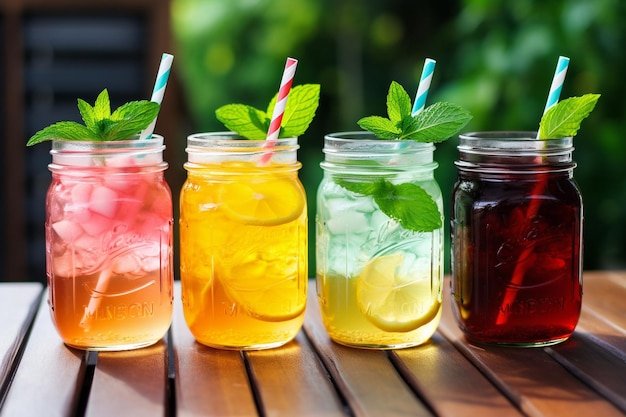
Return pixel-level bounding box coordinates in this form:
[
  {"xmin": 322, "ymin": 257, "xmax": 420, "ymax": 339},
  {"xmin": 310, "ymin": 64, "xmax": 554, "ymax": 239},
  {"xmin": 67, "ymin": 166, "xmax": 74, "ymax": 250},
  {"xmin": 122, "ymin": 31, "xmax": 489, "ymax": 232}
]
[
  {"xmin": 219, "ymin": 177, "xmax": 304, "ymax": 226},
  {"xmin": 221, "ymin": 254, "xmax": 306, "ymax": 322},
  {"xmin": 356, "ymin": 253, "xmax": 440, "ymax": 332}
]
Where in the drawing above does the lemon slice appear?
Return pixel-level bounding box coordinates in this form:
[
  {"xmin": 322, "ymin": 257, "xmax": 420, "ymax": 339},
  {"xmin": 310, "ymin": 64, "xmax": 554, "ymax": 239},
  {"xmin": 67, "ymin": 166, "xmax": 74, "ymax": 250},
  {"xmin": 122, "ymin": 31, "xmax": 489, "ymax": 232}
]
[
  {"xmin": 221, "ymin": 254, "xmax": 306, "ymax": 322},
  {"xmin": 219, "ymin": 177, "xmax": 304, "ymax": 226},
  {"xmin": 356, "ymin": 253, "xmax": 440, "ymax": 332}
]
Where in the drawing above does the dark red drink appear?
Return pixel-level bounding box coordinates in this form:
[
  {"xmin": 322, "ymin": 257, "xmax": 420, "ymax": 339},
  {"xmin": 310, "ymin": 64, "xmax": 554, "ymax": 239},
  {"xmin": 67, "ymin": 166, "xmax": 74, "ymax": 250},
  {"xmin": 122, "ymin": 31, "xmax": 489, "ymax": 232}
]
[{"xmin": 451, "ymin": 132, "xmax": 582, "ymax": 346}]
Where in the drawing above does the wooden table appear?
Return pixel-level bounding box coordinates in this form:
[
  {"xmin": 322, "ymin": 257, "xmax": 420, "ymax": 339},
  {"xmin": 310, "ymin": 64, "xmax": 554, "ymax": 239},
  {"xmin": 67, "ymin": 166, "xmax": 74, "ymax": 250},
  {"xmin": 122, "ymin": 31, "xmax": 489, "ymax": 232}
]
[{"xmin": 1, "ymin": 272, "xmax": 625, "ymax": 417}]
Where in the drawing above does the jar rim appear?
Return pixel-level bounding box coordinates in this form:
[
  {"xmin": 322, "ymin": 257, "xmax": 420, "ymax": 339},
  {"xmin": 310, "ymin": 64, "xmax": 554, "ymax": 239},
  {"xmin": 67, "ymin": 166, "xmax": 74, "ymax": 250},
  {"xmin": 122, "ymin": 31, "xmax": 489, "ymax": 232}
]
[
  {"xmin": 458, "ymin": 131, "xmax": 574, "ymax": 156},
  {"xmin": 323, "ymin": 131, "xmax": 435, "ymax": 153},
  {"xmin": 187, "ymin": 131, "xmax": 298, "ymax": 146},
  {"xmin": 51, "ymin": 134, "xmax": 164, "ymax": 152},
  {"xmin": 185, "ymin": 132, "xmax": 300, "ymax": 165}
]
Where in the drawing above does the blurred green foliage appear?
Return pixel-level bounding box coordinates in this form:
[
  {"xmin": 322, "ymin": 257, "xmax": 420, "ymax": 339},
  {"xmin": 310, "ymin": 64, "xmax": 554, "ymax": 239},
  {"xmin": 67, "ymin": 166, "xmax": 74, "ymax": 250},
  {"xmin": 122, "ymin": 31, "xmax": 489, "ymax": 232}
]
[{"xmin": 171, "ymin": 0, "xmax": 626, "ymax": 274}]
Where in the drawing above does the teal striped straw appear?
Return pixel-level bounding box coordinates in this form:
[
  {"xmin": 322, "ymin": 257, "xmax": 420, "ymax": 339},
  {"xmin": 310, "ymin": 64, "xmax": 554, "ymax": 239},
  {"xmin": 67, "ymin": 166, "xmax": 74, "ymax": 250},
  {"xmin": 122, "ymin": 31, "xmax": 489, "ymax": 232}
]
[
  {"xmin": 542, "ymin": 56, "xmax": 569, "ymax": 114},
  {"xmin": 140, "ymin": 53, "xmax": 174, "ymax": 140},
  {"xmin": 411, "ymin": 58, "xmax": 436, "ymax": 116}
]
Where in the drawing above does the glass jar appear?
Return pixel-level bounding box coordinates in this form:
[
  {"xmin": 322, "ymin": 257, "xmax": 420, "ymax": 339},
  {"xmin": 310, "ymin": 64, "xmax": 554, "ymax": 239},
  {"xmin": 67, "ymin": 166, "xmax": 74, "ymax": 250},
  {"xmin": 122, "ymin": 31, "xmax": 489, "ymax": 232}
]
[
  {"xmin": 451, "ymin": 131, "xmax": 583, "ymax": 346},
  {"xmin": 316, "ymin": 132, "xmax": 443, "ymax": 349},
  {"xmin": 179, "ymin": 132, "xmax": 307, "ymax": 350},
  {"xmin": 46, "ymin": 136, "xmax": 174, "ymax": 351}
]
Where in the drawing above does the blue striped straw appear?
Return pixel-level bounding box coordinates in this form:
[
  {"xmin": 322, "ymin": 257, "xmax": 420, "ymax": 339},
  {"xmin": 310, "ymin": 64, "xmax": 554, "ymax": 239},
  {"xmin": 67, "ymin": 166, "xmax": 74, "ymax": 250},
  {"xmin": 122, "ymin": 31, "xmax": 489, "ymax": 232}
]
[
  {"xmin": 411, "ymin": 58, "xmax": 437, "ymax": 116},
  {"xmin": 542, "ymin": 56, "xmax": 569, "ymax": 115},
  {"xmin": 140, "ymin": 53, "xmax": 174, "ymax": 140}
]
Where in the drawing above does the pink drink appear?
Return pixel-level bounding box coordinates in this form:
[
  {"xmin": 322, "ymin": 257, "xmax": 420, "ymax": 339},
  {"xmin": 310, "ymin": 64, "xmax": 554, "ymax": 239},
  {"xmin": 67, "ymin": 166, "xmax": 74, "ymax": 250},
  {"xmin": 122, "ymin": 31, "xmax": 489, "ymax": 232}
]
[{"xmin": 46, "ymin": 137, "xmax": 173, "ymax": 350}]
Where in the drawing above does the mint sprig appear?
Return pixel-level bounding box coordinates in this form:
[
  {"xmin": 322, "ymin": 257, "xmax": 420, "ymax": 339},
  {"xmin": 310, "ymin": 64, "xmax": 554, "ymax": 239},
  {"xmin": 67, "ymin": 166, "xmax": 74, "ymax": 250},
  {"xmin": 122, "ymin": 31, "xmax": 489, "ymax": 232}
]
[
  {"xmin": 27, "ymin": 89, "xmax": 160, "ymax": 146},
  {"xmin": 337, "ymin": 178, "xmax": 441, "ymax": 232},
  {"xmin": 538, "ymin": 94, "xmax": 600, "ymax": 139},
  {"xmin": 215, "ymin": 84, "xmax": 320, "ymax": 140},
  {"xmin": 357, "ymin": 81, "xmax": 472, "ymax": 141},
  {"xmin": 336, "ymin": 80, "xmax": 471, "ymax": 233}
]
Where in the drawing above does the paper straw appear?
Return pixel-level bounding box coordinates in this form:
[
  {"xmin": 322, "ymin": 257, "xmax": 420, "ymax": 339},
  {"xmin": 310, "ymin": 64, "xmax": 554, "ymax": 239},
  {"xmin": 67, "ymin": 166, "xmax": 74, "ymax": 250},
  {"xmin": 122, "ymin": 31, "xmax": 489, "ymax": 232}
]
[
  {"xmin": 140, "ymin": 53, "xmax": 174, "ymax": 140},
  {"xmin": 81, "ymin": 53, "xmax": 173, "ymax": 329},
  {"xmin": 497, "ymin": 56, "xmax": 570, "ymax": 325},
  {"xmin": 412, "ymin": 58, "xmax": 436, "ymax": 116},
  {"xmin": 259, "ymin": 57, "xmax": 297, "ymax": 165},
  {"xmin": 266, "ymin": 57, "xmax": 298, "ymax": 142},
  {"xmin": 80, "ymin": 269, "xmax": 112, "ymax": 330},
  {"xmin": 542, "ymin": 56, "xmax": 570, "ymax": 115}
]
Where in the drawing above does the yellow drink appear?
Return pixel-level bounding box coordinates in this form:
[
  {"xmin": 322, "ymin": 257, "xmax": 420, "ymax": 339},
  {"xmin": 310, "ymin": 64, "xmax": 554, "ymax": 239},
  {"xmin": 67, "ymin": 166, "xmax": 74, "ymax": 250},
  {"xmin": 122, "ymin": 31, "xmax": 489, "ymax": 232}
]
[
  {"xmin": 316, "ymin": 132, "xmax": 443, "ymax": 349},
  {"xmin": 180, "ymin": 135, "xmax": 307, "ymax": 350},
  {"xmin": 318, "ymin": 255, "xmax": 441, "ymax": 349}
]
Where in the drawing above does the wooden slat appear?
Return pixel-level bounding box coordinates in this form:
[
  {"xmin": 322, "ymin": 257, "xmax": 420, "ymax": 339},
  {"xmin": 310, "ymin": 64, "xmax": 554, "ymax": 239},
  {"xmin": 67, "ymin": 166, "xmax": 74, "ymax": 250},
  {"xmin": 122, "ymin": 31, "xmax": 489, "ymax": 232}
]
[
  {"xmin": 0, "ymin": 289, "xmax": 85, "ymax": 417},
  {"xmin": 86, "ymin": 340, "xmax": 168, "ymax": 417},
  {"xmin": 579, "ymin": 271, "xmax": 626, "ymax": 333},
  {"xmin": 577, "ymin": 309, "xmax": 626, "ymax": 360},
  {"xmin": 575, "ymin": 272, "xmax": 626, "ymax": 362},
  {"xmin": 0, "ymin": 283, "xmax": 42, "ymax": 395},
  {"xmin": 171, "ymin": 282, "xmax": 258, "ymax": 417},
  {"xmin": 392, "ymin": 332, "xmax": 523, "ymax": 417},
  {"xmin": 438, "ymin": 280, "xmax": 626, "ymax": 417},
  {"xmin": 303, "ymin": 287, "xmax": 433, "ymax": 417},
  {"xmin": 546, "ymin": 333, "xmax": 626, "ymax": 413},
  {"xmin": 245, "ymin": 331, "xmax": 346, "ymax": 417}
]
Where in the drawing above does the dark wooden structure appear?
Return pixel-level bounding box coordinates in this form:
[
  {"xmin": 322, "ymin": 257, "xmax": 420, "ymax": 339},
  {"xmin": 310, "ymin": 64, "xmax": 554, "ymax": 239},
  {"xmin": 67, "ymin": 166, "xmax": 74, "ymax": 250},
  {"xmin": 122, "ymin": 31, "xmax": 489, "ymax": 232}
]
[{"xmin": 0, "ymin": 0, "xmax": 182, "ymax": 282}]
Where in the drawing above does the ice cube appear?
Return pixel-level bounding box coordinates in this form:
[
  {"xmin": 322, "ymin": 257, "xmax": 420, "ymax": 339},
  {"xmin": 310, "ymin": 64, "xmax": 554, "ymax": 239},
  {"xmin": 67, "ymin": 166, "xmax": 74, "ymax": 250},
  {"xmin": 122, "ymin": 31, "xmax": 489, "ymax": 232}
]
[
  {"xmin": 89, "ymin": 185, "xmax": 119, "ymax": 218},
  {"xmin": 141, "ymin": 254, "xmax": 162, "ymax": 273},
  {"xmin": 52, "ymin": 220, "xmax": 84, "ymax": 243},
  {"xmin": 325, "ymin": 241, "xmax": 363, "ymax": 278},
  {"xmin": 326, "ymin": 211, "xmax": 368, "ymax": 235},
  {"xmin": 70, "ymin": 183, "xmax": 93, "ymax": 206},
  {"xmin": 73, "ymin": 233, "xmax": 100, "ymax": 253},
  {"xmin": 104, "ymin": 155, "xmax": 136, "ymax": 168},
  {"xmin": 112, "ymin": 253, "xmax": 141, "ymax": 275},
  {"xmin": 81, "ymin": 211, "xmax": 114, "ymax": 236}
]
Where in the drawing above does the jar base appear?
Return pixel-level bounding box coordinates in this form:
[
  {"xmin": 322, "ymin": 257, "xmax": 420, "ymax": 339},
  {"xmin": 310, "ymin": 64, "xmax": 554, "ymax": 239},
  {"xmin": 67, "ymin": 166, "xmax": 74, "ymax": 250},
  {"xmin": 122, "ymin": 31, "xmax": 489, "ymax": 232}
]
[
  {"xmin": 194, "ymin": 338, "xmax": 295, "ymax": 351},
  {"xmin": 64, "ymin": 338, "xmax": 163, "ymax": 352},
  {"xmin": 464, "ymin": 335, "xmax": 570, "ymax": 348},
  {"xmin": 329, "ymin": 337, "xmax": 431, "ymax": 350}
]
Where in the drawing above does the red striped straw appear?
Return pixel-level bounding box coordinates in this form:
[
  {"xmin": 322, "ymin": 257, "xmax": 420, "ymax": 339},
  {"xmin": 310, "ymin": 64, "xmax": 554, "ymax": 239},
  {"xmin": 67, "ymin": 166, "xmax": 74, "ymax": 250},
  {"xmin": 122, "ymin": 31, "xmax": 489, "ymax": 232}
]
[
  {"xmin": 495, "ymin": 56, "xmax": 570, "ymax": 326},
  {"xmin": 260, "ymin": 57, "xmax": 298, "ymax": 164}
]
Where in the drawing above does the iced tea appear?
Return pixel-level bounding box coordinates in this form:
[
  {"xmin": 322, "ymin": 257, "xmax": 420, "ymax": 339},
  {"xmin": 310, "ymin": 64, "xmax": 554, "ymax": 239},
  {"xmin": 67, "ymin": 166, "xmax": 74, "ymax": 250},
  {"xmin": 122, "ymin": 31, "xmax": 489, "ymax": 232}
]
[{"xmin": 451, "ymin": 132, "xmax": 582, "ymax": 346}]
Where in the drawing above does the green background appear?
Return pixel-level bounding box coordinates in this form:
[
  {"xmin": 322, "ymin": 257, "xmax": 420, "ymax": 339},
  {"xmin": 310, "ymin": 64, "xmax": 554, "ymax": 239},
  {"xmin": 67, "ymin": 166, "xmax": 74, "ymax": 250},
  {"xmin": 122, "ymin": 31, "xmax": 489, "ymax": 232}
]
[{"xmin": 171, "ymin": 0, "xmax": 626, "ymax": 275}]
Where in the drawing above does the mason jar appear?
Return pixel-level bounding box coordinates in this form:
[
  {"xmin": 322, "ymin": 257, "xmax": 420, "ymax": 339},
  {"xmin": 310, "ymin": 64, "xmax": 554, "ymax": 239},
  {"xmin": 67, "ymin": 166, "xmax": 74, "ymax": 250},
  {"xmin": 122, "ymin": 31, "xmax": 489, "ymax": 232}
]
[
  {"xmin": 179, "ymin": 132, "xmax": 307, "ymax": 350},
  {"xmin": 451, "ymin": 131, "xmax": 583, "ymax": 346},
  {"xmin": 316, "ymin": 131, "xmax": 443, "ymax": 349},
  {"xmin": 46, "ymin": 135, "xmax": 174, "ymax": 351}
]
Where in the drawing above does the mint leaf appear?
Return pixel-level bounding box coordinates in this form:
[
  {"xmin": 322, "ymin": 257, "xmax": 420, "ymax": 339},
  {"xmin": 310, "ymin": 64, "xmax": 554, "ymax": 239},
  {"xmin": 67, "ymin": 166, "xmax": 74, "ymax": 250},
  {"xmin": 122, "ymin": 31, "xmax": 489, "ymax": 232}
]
[
  {"xmin": 26, "ymin": 122, "xmax": 98, "ymax": 146},
  {"xmin": 26, "ymin": 89, "xmax": 160, "ymax": 145},
  {"xmin": 77, "ymin": 89, "xmax": 112, "ymax": 132},
  {"xmin": 337, "ymin": 178, "xmax": 442, "ymax": 232},
  {"xmin": 77, "ymin": 99, "xmax": 98, "ymax": 131},
  {"xmin": 374, "ymin": 181, "xmax": 441, "ymax": 232},
  {"xmin": 357, "ymin": 81, "xmax": 472, "ymax": 143},
  {"xmin": 104, "ymin": 100, "xmax": 160, "ymax": 140},
  {"xmin": 94, "ymin": 89, "xmax": 112, "ymax": 120},
  {"xmin": 279, "ymin": 84, "xmax": 320, "ymax": 138},
  {"xmin": 538, "ymin": 94, "xmax": 600, "ymax": 139},
  {"xmin": 215, "ymin": 104, "xmax": 269, "ymax": 140},
  {"xmin": 216, "ymin": 83, "xmax": 321, "ymax": 140},
  {"xmin": 402, "ymin": 102, "xmax": 473, "ymax": 142},
  {"xmin": 357, "ymin": 116, "xmax": 401, "ymax": 139},
  {"xmin": 336, "ymin": 179, "xmax": 383, "ymax": 196},
  {"xmin": 387, "ymin": 81, "xmax": 412, "ymax": 124}
]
